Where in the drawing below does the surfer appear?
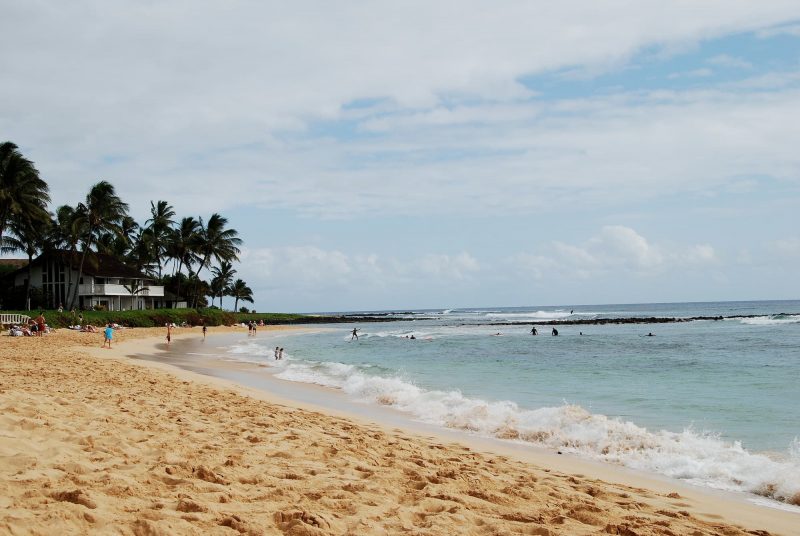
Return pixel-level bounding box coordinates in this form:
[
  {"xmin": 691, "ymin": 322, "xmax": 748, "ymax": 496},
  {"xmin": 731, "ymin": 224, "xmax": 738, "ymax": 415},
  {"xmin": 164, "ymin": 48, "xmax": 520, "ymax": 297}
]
[
  {"xmin": 647, "ymin": 332, "xmax": 655, "ymax": 337},
  {"xmin": 351, "ymin": 328, "xmax": 359, "ymax": 341},
  {"xmin": 552, "ymin": 328, "xmax": 559, "ymax": 336},
  {"xmin": 531, "ymin": 326, "xmax": 538, "ymax": 335}
]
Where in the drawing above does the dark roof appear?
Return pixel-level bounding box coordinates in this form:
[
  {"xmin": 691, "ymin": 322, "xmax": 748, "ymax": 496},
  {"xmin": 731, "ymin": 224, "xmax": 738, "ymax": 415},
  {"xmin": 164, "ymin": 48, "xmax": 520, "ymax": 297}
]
[
  {"xmin": 54, "ymin": 250, "xmax": 154, "ymax": 280},
  {"xmin": 0, "ymin": 259, "xmax": 28, "ymax": 269},
  {"xmin": 3, "ymin": 250, "xmax": 153, "ymax": 280}
]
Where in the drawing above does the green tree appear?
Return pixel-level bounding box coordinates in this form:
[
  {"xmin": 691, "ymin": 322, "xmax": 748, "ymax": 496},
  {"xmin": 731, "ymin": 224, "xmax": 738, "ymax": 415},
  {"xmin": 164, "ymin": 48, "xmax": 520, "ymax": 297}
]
[
  {"xmin": 3, "ymin": 212, "xmax": 52, "ymax": 309},
  {"xmin": 145, "ymin": 200, "xmax": 175, "ymax": 278},
  {"xmin": 48, "ymin": 205, "xmax": 86, "ymax": 305},
  {"xmin": 69, "ymin": 181, "xmax": 130, "ymax": 308},
  {"xmin": 210, "ymin": 260, "xmax": 236, "ymax": 309},
  {"xmin": 192, "ymin": 214, "xmax": 241, "ymax": 308},
  {"xmin": 229, "ymin": 279, "xmax": 254, "ymax": 313},
  {"xmin": 166, "ymin": 216, "xmax": 201, "ymax": 306},
  {"xmin": 0, "ymin": 142, "xmax": 50, "ymax": 246}
]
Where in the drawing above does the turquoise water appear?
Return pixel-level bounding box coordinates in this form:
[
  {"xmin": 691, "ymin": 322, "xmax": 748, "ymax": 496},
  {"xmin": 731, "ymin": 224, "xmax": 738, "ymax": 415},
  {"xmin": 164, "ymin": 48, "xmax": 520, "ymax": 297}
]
[{"xmin": 219, "ymin": 300, "xmax": 800, "ymax": 504}]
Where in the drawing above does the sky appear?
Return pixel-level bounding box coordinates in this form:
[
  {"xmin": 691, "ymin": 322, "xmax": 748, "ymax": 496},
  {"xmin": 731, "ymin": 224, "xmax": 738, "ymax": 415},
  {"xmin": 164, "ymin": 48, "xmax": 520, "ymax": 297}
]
[{"xmin": 2, "ymin": 1, "xmax": 800, "ymax": 312}]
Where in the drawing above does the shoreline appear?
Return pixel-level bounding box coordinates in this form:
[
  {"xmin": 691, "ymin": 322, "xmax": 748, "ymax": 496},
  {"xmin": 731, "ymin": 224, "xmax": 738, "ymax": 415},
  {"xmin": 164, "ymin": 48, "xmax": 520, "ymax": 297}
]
[
  {"xmin": 2, "ymin": 326, "xmax": 798, "ymax": 535},
  {"xmin": 109, "ymin": 330, "xmax": 800, "ymax": 531}
]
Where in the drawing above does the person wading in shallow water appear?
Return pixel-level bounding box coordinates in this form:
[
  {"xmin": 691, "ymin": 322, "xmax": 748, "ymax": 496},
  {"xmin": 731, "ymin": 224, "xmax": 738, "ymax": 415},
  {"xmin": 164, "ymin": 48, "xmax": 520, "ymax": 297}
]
[
  {"xmin": 531, "ymin": 326, "xmax": 538, "ymax": 335},
  {"xmin": 351, "ymin": 328, "xmax": 359, "ymax": 341},
  {"xmin": 552, "ymin": 328, "xmax": 559, "ymax": 336}
]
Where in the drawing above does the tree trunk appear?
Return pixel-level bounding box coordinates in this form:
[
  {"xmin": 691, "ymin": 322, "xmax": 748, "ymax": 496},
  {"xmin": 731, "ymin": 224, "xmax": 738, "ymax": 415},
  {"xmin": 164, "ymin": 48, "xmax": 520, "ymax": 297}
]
[
  {"xmin": 234, "ymin": 297, "xmax": 239, "ymax": 312},
  {"xmin": 69, "ymin": 234, "xmax": 93, "ymax": 310},
  {"xmin": 25, "ymin": 252, "xmax": 33, "ymax": 311},
  {"xmin": 174, "ymin": 257, "xmax": 184, "ymax": 308}
]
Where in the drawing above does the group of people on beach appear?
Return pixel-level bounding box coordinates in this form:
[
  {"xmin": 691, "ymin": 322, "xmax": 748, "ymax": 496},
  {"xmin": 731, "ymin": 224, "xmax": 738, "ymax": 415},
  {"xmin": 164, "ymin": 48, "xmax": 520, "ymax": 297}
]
[
  {"xmin": 247, "ymin": 320, "xmax": 264, "ymax": 336},
  {"xmin": 7, "ymin": 312, "xmax": 49, "ymax": 337},
  {"xmin": 274, "ymin": 346, "xmax": 284, "ymax": 360}
]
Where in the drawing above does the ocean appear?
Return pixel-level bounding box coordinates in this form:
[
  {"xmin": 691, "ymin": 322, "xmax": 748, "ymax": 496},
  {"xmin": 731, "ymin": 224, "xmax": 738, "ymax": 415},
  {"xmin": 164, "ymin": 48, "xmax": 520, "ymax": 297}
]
[{"xmin": 187, "ymin": 300, "xmax": 800, "ymax": 506}]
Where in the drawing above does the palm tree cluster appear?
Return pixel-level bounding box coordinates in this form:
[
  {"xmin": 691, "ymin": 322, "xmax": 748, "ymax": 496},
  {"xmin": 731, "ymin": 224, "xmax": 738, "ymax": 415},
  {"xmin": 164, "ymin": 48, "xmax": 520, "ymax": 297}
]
[{"xmin": 1, "ymin": 141, "xmax": 255, "ymax": 311}]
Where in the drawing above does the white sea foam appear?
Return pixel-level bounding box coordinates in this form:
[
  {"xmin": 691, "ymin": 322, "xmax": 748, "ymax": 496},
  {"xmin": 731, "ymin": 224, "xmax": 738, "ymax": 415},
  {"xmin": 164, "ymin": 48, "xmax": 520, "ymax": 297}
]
[
  {"xmin": 485, "ymin": 311, "xmax": 574, "ymax": 320},
  {"xmin": 740, "ymin": 315, "xmax": 800, "ymax": 325},
  {"xmin": 272, "ymin": 358, "xmax": 800, "ymax": 505}
]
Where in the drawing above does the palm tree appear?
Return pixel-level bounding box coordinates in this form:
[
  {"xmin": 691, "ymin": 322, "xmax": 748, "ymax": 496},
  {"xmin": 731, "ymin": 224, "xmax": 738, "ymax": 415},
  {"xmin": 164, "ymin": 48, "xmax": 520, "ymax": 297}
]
[
  {"xmin": 166, "ymin": 216, "xmax": 201, "ymax": 306},
  {"xmin": 68, "ymin": 181, "xmax": 130, "ymax": 309},
  {"xmin": 229, "ymin": 279, "xmax": 254, "ymax": 312},
  {"xmin": 0, "ymin": 141, "xmax": 51, "ymax": 246},
  {"xmin": 128, "ymin": 229, "xmax": 159, "ymax": 276},
  {"xmin": 145, "ymin": 200, "xmax": 175, "ymax": 278},
  {"xmin": 48, "ymin": 204, "xmax": 85, "ymax": 305},
  {"xmin": 192, "ymin": 214, "xmax": 242, "ymax": 308},
  {"xmin": 210, "ymin": 260, "xmax": 236, "ymax": 309},
  {"xmin": 4, "ymin": 212, "xmax": 52, "ymax": 309}
]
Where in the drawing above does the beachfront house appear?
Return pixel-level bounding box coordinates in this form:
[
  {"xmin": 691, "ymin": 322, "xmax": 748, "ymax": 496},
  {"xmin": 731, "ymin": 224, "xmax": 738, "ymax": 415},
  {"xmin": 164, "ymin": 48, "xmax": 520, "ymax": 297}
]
[{"xmin": 2, "ymin": 250, "xmax": 174, "ymax": 310}]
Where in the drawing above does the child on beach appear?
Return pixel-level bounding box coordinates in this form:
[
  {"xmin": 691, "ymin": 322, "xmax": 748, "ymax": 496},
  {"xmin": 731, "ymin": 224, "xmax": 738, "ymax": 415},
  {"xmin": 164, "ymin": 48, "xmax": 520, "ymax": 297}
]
[{"xmin": 101, "ymin": 323, "xmax": 113, "ymax": 348}]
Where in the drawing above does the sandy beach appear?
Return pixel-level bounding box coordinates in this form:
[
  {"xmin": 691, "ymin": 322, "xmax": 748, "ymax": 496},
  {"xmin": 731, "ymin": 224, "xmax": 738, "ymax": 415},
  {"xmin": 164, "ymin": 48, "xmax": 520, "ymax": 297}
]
[{"xmin": 1, "ymin": 326, "xmax": 797, "ymax": 535}]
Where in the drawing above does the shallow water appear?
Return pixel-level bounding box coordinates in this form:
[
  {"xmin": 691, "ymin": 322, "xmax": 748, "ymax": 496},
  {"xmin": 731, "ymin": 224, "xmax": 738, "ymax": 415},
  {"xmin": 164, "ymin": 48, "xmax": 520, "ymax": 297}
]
[{"xmin": 209, "ymin": 300, "xmax": 800, "ymax": 504}]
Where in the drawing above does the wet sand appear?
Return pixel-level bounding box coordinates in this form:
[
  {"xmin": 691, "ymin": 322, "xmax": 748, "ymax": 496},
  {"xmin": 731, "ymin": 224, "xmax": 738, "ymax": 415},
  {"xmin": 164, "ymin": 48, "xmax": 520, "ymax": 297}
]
[{"xmin": 1, "ymin": 326, "xmax": 797, "ymax": 535}]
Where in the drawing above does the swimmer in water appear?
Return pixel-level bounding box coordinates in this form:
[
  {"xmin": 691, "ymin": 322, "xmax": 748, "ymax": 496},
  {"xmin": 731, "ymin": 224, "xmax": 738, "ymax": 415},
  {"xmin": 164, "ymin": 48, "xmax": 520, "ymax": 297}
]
[{"xmin": 552, "ymin": 328, "xmax": 559, "ymax": 336}]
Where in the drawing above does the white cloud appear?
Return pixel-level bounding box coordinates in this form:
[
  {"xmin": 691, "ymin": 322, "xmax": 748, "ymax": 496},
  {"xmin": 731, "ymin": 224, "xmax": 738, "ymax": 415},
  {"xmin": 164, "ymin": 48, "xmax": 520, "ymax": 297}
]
[
  {"xmin": 3, "ymin": 1, "xmax": 800, "ymax": 219},
  {"xmin": 769, "ymin": 237, "xmax": 800, "ymax": 257},
  {"xmin": 510, "ymin": 226, "xmax": 717, "ymax": 280},
  {"xmin": 667, "ymin": 68, "xmax": 713, "ymax": 79},
  {"xmin": 707, "ymin": 54, "xmax": 752, "ymax": 69}
]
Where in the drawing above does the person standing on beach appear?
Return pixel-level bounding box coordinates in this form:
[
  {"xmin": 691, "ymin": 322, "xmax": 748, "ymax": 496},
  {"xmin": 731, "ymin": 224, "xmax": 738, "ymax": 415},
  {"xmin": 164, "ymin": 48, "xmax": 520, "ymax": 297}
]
[
  {"xmin": 278, "ymin": 347, "xmax": 284, "ymax": 360},
  {"xmin": 351, "ymin": 328, "xmax": 359, "ymax": 341},
  {"xmin": 102, "ymin": 323, "xmax": 113, "ymax": 348},
  {"xmin": 166, "ymin": 323, "xmax": 172, "ymax": 346},
  {"xmin": 248, "ymin": 321, "xmax": 253, "ymax": 336},
  {"xmin": 252, "ymin": 322, "xmax": 257, "ymax": 335},
  {"xmin": 274, "ymin": 346, "xmax": 279, "ymax": 360},
  {"xmin": 202, "ymin": 324, "xmax": 207, "ymax": 339},
  {"xmin": 34, "ymin": 312, "xmax": 46, "ymax": 336}
]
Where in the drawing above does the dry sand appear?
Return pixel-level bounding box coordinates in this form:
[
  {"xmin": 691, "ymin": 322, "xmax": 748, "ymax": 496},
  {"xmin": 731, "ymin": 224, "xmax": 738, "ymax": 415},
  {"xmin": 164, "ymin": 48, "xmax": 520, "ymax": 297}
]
[{"xmin": 1, "ymin": 326, "xmax": 796, "ymax": 535}]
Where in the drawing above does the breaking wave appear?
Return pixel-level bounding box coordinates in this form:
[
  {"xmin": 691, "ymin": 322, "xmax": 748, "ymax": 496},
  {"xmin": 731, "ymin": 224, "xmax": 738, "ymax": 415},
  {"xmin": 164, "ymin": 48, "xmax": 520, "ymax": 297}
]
[
  {"xmin": 740, "ymin": 314, "xmax": 800, "ymax": 326},
  {"xmin": 271, "ymin": 358, "xmax": 800, "ymax": 505}
]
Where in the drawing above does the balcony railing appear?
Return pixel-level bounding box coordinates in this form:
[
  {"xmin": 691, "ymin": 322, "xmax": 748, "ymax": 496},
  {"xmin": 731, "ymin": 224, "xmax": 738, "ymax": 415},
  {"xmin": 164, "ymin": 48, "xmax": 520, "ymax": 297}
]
[{"xmin": 78, "ymin": 284, "xmax": 165, "ymax": 297}]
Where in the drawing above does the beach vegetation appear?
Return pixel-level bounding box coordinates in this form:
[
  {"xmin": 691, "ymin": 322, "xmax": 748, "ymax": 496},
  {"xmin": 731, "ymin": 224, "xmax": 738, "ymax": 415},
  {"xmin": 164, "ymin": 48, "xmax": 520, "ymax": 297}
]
[
  {"xmin": 0, "ymin": 142, "xmax": 51, "ymax": 248},
  {"xmin": 229, "ymin": 279, "xmax": 254, "ymax": 312},
  {"xmin": 0, "ymin": 141, "xmax": 259, "ymax": 312}
]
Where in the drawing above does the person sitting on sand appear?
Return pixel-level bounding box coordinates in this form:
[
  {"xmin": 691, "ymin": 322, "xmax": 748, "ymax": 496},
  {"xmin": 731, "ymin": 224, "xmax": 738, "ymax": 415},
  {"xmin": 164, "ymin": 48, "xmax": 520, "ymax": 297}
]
[
  {"xmin": 101, "ymin": 323, "xmax": 113, "ymax": 348},
  {"xmin": 82, "ymin": 324, "xmax": 97, "ymax": 333}
]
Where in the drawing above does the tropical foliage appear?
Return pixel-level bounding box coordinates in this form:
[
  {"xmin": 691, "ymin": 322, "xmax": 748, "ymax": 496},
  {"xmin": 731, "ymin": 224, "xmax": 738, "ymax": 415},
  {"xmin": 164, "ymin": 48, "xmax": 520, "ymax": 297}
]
[{"xmin": 0, "ymin": 141, "xmax": 256, "ymax": 311}]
